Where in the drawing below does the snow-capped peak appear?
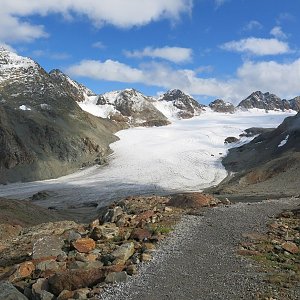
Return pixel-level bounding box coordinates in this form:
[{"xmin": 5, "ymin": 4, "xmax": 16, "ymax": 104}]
[{"xmin": 0, "ymin": 48, "xmax": 38, "ymax": 84}]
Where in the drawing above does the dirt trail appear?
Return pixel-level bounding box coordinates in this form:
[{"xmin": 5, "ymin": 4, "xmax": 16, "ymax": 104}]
[{"xmin": 102, "ymin": 198, "xmax": 300, "ymax": 300}]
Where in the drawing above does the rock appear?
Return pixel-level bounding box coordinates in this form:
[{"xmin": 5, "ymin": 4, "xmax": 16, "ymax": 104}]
[
  {"xmin": 73, "ymin": 288, "xmax": 90, "ymax": 299},
  {"xmin": 0, "ymin": 224, "xmax": 22, "ymax": 241},
  {"xmin": 72, "ymin": 238, "xmax": 96, "ymax": 253},
  {"xmin": 48, "ymin": 268, "xmax": 106, "ymax": 296},
  {"xmin": 224, "ymin": 136, "xmax": 239, "ymax": 144},
  {"xmin": 99, "ymin": 206, "xmax": 123, "ymax": 223},
  {"xmin": 32, "ymin": 236, "xmax": 64, "ymax": 259},
  {"xmin": 141, "ymin": 253, "xmax": 152, "ymax": 262},
  {"xmin": 111, "ymin": 242, "xmax": 135, "ymax": 264},
  {"xmin": 9, "ymin": 261, "xmax": 35, "ymax": 282},
  {"xmin": 237, "ymin": 249, "xmax": 262, "ymax": 256},
  {"xmin": 67, "ymin": 230, "xmax": 82, "ymax": 243},
  {"xmin": 90, "ymin": 223, "xmax": 119, "ymax": 241},
  {"xmin": 105, "ymin": 271, "xmax": 128, "ymax": 284},
  {"xmin": 36, "ymin": 259, "xmax": 65, "ymax": 272},
  {"xmin": 168, "ymin": 192, "xmax": 219, "ymax": 209},
  {"xmin": 126, "ymin": 264, "xmax": 138, "ymax": 276},
  {"xmin": 100, "ymin": 254, "xmax": 115, "ymax": 266},
  {"xmin": 281, "ymin": 242, "xmax": 299, "ymax": 254},
  {"xmin": 130, "ymin": 228, "xmax": 152, "ymax": 241},
  {"xmin": 0, "ymin": 281, "xmax": 28, "ymax": 300},
  {"xmin": 209, "ymin": 99, "xmax": 235, "ymax": 113},
  {"xmin": 69, "ymin": 261, "xmax": 87, "ymax": 270},
  {"xmin": 142, "ymin": 243, "xmax": 156, "ymax": 253},
  {"xmin": 40, "ymin": 290, "xmax": 55, "ymax": 300},
  {"xmin": 57, "ymin": 290, "xmax": 75, "ymax": 300},
  {"xmin": 32, "ymin": 278, "xmax": 49, "ymax": 298},
  {"xmin": 164, "ymin": 206, "xmax": 173, "ymax": 212}
]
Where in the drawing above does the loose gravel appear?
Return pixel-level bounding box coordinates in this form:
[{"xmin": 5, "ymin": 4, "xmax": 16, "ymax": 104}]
[{"xmin": 101, "ymin": 198, "xmax": 300, "ymax": 300}]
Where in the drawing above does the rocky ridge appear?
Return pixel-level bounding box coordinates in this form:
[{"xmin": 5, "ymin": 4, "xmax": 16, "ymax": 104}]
[
  {"xmin": 95, "ymin": 89, "xmax": 170, "ymax": 127},
  {"xmin": 209, "ymin": 99, "xmax": 235, "ymax": 113},
  {"xmin": 238, "ymin": 91, "xmax": 300, "ymax": 112},
  {"xmin": 210, "ymin": 112, "xmax": 300, "ymax": 196},
  {"xmin": 0, "ymin": 48, "xmax": 120, "ymax": 184}
]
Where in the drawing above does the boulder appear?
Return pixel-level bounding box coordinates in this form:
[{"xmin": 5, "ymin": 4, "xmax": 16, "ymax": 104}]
[
  {"xmin": 32, "ymin": 236, "xmax": 64, "ymax": 259},
  {"xmin": 9, "ymin": 261, "xmax": 35, "ymax": 282},
  {"xmin": 48, "ymin": 268, "xmax": 106, "ymax": 296},
  {"xmin": 90, "ymin": 223, "xmax": 119, "ymax": 241},
  {"xmin": 72, "ymin": 238, "xmax": 96, "ymax": 253},
  {"xmin": 282, "ymin": 242, "xmax": 299, "ymax": 254},
  {"xmin": 0, "ymin": 281, "xmax": 28, "ymax": 300},
  {"xmin": 168, "ymin": 192, "xmax": 219, "ymax": 209},
  {"xmin": 130, "ymin": 228, "xmax": 152, "ymax": 241},
  {"xmin": 224, "ymin": 136, "xmax": 239, "ymax": 144},
  {"xmin": 111, "ymin": 242, "xmax": 135, "ymax": 264},
  {"xmin": 105, "ymin": 271, "xmax": 128, "ymax": 284},
  {"xmin": 99, "ymin": 206, "xmax": 123, "ymax": 223}
]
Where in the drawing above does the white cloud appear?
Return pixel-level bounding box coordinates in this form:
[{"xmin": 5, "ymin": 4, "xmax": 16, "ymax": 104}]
[
  {"xmin": 243, "ymin": 20, "xmax": 263, "ymax": 31},
  {"xmin": 67, "ymin": 60, "xmax": 144, "ymax": 83},
  {"xmin": 92, "ymin": 42, "xmax": 106, "ymax": 49},
  {"xmin": 32, "ymin": 49, "xmax": 70, "ymax": 60},
  {"xmin": 124, "ymin": 46, "xmax": 192, "ymax": 63},
  {"xmin": 221, "ymin": 37, "xmax": 290, "ymax": 56},
  {"xmin": 270, "ymin": 26, "xmax": 287, "ymax": 39},
  {"xmin": 0, "ymin": 0, "xmax": 192, "ymax": 43},
  {"xmin": 66, "ymin": 57, "xmax": 300, "ymax": 103},
  {"xmin": 215, "ymin": 0, "xmax": 228, "ymax": 8}
]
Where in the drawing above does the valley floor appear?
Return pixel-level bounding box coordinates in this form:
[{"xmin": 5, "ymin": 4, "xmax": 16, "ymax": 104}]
[{"xmin": 0, "ymin": 110, "xmax": 295, "ymax": 209}]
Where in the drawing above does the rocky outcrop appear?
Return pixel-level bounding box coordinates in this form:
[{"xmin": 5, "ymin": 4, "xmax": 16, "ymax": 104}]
[
  {"xmin": 95, "ymin": 89, "xmax": 170, "ymax": 127},
  {"xmin": 49, "ymin": 69, "xmax": 95, "ymax": 103},
  {"xmin": 209, "ymin": 99, "xmax": 235, "ymax": 113},
  {"xmin": 238, "ymin": 91, "xmax": 300, "ymax": 112},
  {"xmin": 213, "ymin": 112, "xmax": 300, "ymax": 195},
  {"xmin": 0, "ymin": 48, "xmax": 120, "ymax": 183},
  {"xmin": 156, "ymin": 89, "xmax": 205, "ymax": 119}
]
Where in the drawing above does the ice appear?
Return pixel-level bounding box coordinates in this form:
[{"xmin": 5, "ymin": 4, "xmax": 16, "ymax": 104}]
[
  {"xmin": 0, "ymin": 110, "xmax": 295, "ymax": 208},
  {"xmin": 278, "ymin": 134, "xmax": 289, "ymax": 147},
  {"xmin": 19, "ymin": 105, "xmax": 31, "ymax": 111}
]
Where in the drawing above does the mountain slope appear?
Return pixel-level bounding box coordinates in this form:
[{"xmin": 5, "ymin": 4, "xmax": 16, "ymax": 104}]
[
  {"xmin": 212, "ymin": 112, "xmax": 300, "ymax": 196},
  {"xmin": 0, "ymin": 48, "xmax": 119, "ymax": 183}
]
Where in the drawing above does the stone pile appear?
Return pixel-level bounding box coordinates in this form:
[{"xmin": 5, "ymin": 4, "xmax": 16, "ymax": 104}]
[{"xmin": 0, "ymin": 193, "xmax": 222, "ymax": 299}]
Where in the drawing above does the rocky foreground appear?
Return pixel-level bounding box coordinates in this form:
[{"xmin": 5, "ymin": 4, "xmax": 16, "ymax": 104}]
[{"xmin": 0, "ymin": 193, "xmax": 222, "ymax": 300}]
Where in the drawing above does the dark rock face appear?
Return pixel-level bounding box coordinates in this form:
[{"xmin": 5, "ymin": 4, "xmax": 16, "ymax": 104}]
[
  {"xmin": 97, "ymin": 89, "xmax": 170, "ymax": 127},
  {"xmin": 224, "ymin": 136, "xmax": 239, "ymax": 144},
  {"xmin": 158, "ymin": 89, "xmax": 205, "ymax": 119},
  {"xmin": 288, "ymin": 96, "xmax": 300, "ymax": 112},
  {"xmin": 209, "ymin": 99, "xmax": 235, "ymax": 113},
  {"xmin": 238, "ymin": 91, "xmax": 300, "ymax": 112},
  {"xmin": 0, "ymin": 48, "xmax": 119, "ymax": 183},
  {"xmin": 49, "ymin": 69, "xmax": 95, "ymax": 103},
  {"xmin": 217, "ymin": 112, "xmax": 300, "ymax": 192}
]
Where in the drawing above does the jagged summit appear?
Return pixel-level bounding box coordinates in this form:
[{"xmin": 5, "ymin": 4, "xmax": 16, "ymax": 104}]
[
  {"xmin": 93, "ymin": 88, "xmax": 169, "ymax": 126},
  {"xmin": 238, "ymin": 91, "xmax": 287, "ymax": 111},
  {"xmin": 209, "ymin": 99, "xmax": 235, "ymax": 113},
  {"xmin": 50, "ymin": 69, "xmax": 95, "ymax": 103},
  {"xmin": 157, "ymin": 89, "xmax": 205, "ymax": 119},
  {"xmin": 0, "ymin": 48, "xmax": 41, "ymax": 87}
]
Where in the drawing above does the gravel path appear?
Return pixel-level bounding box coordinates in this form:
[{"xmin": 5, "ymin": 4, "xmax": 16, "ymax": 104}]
[{"xmin": 101, "ymin": 198, "xmax": 300, "ymax": 300}]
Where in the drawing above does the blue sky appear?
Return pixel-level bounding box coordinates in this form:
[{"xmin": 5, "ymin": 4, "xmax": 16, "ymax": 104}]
[{"xmin": 0, "ymin": 0, "xmax": 300, "ymax": 104}]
